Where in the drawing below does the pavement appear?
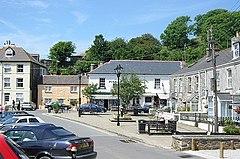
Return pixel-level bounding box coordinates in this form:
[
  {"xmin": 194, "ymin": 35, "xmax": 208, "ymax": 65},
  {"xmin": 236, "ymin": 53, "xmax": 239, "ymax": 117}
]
[{"xmin": 48, "ymin": 110, "xmax": 240, "ymax": 159}]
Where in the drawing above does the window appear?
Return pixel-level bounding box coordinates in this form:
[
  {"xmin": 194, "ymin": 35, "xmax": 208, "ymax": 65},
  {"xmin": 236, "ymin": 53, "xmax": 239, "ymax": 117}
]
[
  {"xmin": 216, "ymin": 71, "xmax": 220, "ymax": 90},
  {"xmin": 99, "ymin": 78, "xmax": 106, "ymax": 89},
  {"xmin": 16, "ymin": 78, "xmax": 23, "ymax": 87},
  {"xmin": 70, "ymin": 86, "xmax": 77, "ymax": 92},
  {"xmin": 194, "ymin": 76, "xmax": 199, "ymax": 92},
  {"xmin": 45, "ymin": 86, "xmax": 52, "ymax": 93},
  {"xmin": 233, "ymin": 43, "xmax": 239, "ymax": 58},
  {"xmin": 187, "ymin": 77, "xmax": 192, "ymax": 92},
  {"xmin": 58, "ymin": 98, "xmax": 64, "ymax": 104},
  {"xmin": 145, "ymin": 97, "xmax": 152, "ymax": 103},
  {"xmin": 17, "ymin": 119, "xmax": 27, "ymax": 123},
  {"xmin": 5, "ymin": 48, "xmax": 13, "ymax": 57},
  {"xmin": 29, "ymin": 118, "xmax": 40, "ymax": 123},
  {"xmin": 16, "ymin": 93, "xmax": 23, "ymax": 102},
  {"xmin": 4, "ymin": 78, "xmax": 10, "ymax": 87},
  {"xmin": 179, "ymin": 78, "xmax": 183, "ymax": 92},
  {"xmin": 17, "ymin": 64, "xmax": 23, "ymax": 72},
  {"xmin": 4, "ymin": 64, "xmax": 11, "ymax": 73},
  {"xmin": 4, "ymin": 93, "xmax": 10, "ymax": 103},
  {"xmin": 227, "ymin": 69, "xmax": 232, "ymax": 88},
  {"xmin": 44, "ymin": 98, "xmax": 52, "ymax": 104},
  {"xmin": 154, "ymin": 78, "xmax": 161, "ymax": 89},
  {"xmin": 173, "ymin": 79, "xmax": 177, "ymax": 93}
]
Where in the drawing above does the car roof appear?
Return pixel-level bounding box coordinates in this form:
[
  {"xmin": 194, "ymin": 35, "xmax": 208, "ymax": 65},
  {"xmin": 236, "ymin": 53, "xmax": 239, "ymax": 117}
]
[{"xmin": 6, "ymin": 124, "xmax": 74, "ymax": 139}]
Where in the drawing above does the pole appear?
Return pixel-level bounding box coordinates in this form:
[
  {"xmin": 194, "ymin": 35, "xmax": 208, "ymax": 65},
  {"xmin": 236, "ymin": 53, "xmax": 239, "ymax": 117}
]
[
  {"xmin": 117, "ymin": 73, "xmax": 120, "ymax": 126},
  {"xmin": 209, "ymin": 28, "xmax": 218, "ymax": 133},
  {"xmin": 78, "ymin": 74, "xmax": 82, "ymax": 117}
]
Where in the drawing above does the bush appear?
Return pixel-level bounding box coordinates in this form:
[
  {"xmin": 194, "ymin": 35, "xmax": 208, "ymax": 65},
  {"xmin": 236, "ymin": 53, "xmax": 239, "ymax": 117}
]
[
  {"xmin": 223, "ymin": 125, "xmax": 240, "ymax": 134},
  {"xmin": 224, "ymin": 119, "xmax": 234, "ymax": 126},
  {"xmin": 53, "ymin": 102, "xmax": 60, "ymax": 113}
]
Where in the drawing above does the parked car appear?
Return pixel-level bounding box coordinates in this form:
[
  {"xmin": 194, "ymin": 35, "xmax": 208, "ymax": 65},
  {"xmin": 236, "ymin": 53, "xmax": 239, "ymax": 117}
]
[
  {"xmin": 0, "ymin": 134, "xmax": 29, "ymax": 159},
  {"xmin": 45, "ymin": 102, "xmax": 71, "ymax": 110},
  {"xmin": 0, "ymin": 111, "xmax": 31, "ymax": 123},
  {"xmin": 0, "ymin": 123, "xmax": 55, "ymax": 134},
  {"xmin": 4, "ymin": 124, "xmax": 97, "ymax": 159},
  {"xmin": 78, "ymin": 104, "xmax": 107, "ymax": 113},
  {"xmin": 137, "ymin": 106, "xmax": 150, "ymax": 113},
  {"xmin": 21, "ymin": 102, "xmax": 36, "ymax": 111},
  {"xmin": 0, "ymin": 116, "xmax": 44, "ymax": 126}
]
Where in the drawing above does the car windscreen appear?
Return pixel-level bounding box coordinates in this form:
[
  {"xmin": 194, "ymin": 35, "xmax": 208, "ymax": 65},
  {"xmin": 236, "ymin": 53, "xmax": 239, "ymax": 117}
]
[
  {"xmin": 3, "ymin": 118, "xmax": 18, "ymax": 124},
  {"xmin": 51, "ymin": 128, "xmax": 75, "ymax": 137}
]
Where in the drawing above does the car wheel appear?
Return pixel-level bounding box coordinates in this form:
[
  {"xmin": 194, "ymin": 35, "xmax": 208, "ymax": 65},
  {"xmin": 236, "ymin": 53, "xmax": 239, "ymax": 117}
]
[{"xmin": 38, "ymin": 155, "xmax": 52, "ymax": 159}]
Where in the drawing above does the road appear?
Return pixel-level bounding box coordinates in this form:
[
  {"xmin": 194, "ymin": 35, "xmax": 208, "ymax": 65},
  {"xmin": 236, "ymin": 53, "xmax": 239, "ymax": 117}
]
[{"xmin": 32, "ymin": 110, "xmax": 204, "ymax": 159}]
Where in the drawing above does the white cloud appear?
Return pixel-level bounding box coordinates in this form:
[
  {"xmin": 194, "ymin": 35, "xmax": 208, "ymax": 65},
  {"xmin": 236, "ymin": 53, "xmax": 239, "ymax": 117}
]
[
  {"xmin": 0, "ymin": 0, "xmax": 48, "ymax": 9},
  {"xmin": 72, "ymin": 11, "xmax": 88, "ymax": 25}
]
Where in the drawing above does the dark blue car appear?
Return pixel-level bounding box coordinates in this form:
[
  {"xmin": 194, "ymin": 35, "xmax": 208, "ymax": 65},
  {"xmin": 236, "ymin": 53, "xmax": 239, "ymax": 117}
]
[
  {"xmin": 4, "ymin": 123, "xmax": 97, "ymax": 159},
  {"xmin": 79, "ymin": 104, "xmax": 107, "ymax": 113}
]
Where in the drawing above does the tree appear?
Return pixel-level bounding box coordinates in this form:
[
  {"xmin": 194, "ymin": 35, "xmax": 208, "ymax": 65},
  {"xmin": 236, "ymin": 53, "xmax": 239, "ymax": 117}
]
[
  {"xmin": 49, "ymin": 41, "xmax": 76, "ymax": 74},
  {"xmin": 111, "ymin": 74, "xmax": 147, "ymax": 108},
  {"xmin": 108, "ymin": 38, "xmax": 128, "ymax": 60},
  {"xmin": 82, "ymin": 84, "xmax": 98, "ymax": 103},
  {"xmin": 85, "ymin": 34, "xmax": 110, "ymax": 62},
  {"xmin": 160, "ymin": 16, "xmax": 191, "ymax": 49},
  {"xmin": 127, "ymin": 34, "xmax": 161, "ymax": 60}
]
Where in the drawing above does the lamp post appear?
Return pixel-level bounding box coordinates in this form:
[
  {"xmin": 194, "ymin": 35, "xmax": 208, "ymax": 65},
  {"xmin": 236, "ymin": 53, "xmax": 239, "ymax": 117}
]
[
  {"xmin": 114, "ymin": 64, "xmax": 123, "ymax": 126},
  {"xmin": 78, "ymin": 73, "xmax": 82, "ymax": 117}
]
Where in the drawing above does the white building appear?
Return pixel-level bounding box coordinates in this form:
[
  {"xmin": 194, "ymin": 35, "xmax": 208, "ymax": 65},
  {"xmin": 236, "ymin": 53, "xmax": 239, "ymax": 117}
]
[
  {"xmin": 88, "ymin": 60, "xmax": 182, "ymax": 110},
  {"xmin": 0, "ymin": 41, "xmax": 47, "ymax": 108}
]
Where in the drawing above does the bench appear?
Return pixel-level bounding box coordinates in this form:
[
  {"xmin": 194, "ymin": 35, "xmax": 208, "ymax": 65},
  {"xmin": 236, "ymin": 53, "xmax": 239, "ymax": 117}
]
[{"xmin": 147, "ymin": 120, "xmax": 176, "ymax": 135}]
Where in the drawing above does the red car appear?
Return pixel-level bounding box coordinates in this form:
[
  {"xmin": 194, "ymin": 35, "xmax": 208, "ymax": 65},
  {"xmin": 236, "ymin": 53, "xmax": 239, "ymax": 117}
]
[{"xmin": 0, "ymin": 134, "xmax": 29, "ymax": 159}]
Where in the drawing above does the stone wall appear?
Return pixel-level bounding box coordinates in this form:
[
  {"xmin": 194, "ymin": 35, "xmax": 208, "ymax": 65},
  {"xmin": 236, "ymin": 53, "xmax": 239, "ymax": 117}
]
[{"xmin": 172, "ymin": 135, "xmax": 240, "ymax": 151}]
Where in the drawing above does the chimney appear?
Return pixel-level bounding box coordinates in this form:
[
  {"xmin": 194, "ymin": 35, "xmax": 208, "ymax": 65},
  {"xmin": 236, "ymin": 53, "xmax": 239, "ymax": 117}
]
[{"xmin": 90, "ymin": 64, "xmax": 94, "ymax": 71}]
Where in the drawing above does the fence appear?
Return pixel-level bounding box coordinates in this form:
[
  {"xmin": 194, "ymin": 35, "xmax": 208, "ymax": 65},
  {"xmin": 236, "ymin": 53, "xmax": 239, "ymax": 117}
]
[{"xmin": 179, "ymin": 112, "xmax": 240, "ymax": 126}]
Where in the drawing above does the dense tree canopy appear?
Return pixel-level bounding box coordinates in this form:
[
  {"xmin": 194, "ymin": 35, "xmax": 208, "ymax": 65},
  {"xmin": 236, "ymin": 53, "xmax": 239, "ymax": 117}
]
[
  {"xmin": 47, "ymin": 9, "xmax": 240, "ymax": 74},
  {"xmin": 49, "ymin": 41, "xmax": 76, "ymax": 74}
]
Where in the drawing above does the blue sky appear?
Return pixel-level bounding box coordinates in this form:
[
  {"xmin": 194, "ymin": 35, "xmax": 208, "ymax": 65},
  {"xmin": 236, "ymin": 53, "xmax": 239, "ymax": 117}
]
[{"xmin": 0, "ymin": 0, "xmax": 239, "ymax": 59}]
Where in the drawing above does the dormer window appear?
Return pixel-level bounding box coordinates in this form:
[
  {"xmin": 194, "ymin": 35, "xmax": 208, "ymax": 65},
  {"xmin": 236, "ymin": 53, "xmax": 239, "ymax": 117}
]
[
  {"xmin": 5, "ymin": 48, "xmax": 14, "ymax": 57},
  {"xmin": 233, "ymin": 43, "xmax": 239, "ymax": 59}
]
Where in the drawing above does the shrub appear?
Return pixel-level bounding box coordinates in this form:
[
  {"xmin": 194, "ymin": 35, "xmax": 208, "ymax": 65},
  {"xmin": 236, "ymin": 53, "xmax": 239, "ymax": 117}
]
[
  {"xmin": 223, "ymin": 125, "xmax": 240, "ymax": 134},
  {"xmin": 224, "ymin": 119, "xmax": 234, "ymax": 125},
  {"xmin": 53, "ymin": 102, "xmax": 60, "ymax": 113}
]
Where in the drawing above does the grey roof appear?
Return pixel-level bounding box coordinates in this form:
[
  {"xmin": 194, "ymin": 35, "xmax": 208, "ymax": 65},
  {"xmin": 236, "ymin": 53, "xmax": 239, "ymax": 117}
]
[
  {"xmin": 89, "ymin": 60, "xmax": 182, "ymax": 75},
  {"xmin": 42, "ymin": 75, "xmax": 88, "ymax": 85},
  {"xmin": 217, "ymin": 93, "xmax": 232, "ymax": 101},
  {"xmin": 172, "ymin": 48, "xmax": 236, "ymax": 75},
  {"xmin": 0, "ymin": 45, "xmax": 46, "ymax": 67}
]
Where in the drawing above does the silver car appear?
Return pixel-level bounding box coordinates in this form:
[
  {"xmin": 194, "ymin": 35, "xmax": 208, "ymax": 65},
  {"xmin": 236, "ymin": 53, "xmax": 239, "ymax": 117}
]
[{"xmin": 21, "ymin": 102, "xmax": 36, "ymax": 111}]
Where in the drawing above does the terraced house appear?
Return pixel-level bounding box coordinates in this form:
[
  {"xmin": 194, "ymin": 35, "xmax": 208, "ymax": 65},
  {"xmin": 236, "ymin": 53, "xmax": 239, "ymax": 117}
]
[
  {"xmin": 170, "ymin": 33, "xmax": 240, "ymax": 120},
  {"xmin": 0, "ymin": 41, "xmax": 47, "ymax": 109},
  {"xmin": 88, "ymin": 60, "xmax": 182, "ymax": 110}
]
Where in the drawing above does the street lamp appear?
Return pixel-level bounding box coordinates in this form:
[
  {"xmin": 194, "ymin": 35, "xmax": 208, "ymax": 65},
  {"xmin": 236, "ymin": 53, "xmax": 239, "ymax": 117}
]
[
  {"xmin": 78, "ymin": 73, "xmax": 82, "ymax": 117},
  {"xmin": 114, "ymin": 64, "xmax": 123, "ymax": 126}
]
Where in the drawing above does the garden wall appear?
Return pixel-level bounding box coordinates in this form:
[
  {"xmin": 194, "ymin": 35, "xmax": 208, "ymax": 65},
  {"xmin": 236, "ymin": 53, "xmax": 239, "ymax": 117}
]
[{"xmin": 172, "ymin": 135, "xmax": 240, "ymax": 151}]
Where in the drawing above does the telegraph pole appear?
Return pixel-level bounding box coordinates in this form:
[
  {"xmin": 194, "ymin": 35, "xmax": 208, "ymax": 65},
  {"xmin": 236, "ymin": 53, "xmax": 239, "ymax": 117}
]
[{"xmin": 208, "ymin": 27, "xmax": 218, "ymax": 133}]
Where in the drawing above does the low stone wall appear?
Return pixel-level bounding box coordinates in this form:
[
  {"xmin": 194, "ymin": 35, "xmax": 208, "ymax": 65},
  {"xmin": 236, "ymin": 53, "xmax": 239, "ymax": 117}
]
[{"xmin": 172, "ymin": 135, "xmax": 240, "ymax": 151}]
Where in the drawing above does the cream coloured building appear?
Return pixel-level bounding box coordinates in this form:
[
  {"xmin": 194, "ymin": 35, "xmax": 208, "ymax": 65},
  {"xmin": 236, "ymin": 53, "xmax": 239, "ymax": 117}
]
[{"xmin": 38, "ymin": 75, "xmax": 88, "ymax": 109}]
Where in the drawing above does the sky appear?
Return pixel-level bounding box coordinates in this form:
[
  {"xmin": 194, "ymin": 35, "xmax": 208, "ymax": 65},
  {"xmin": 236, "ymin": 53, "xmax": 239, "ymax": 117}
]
[{"xmin": 0, "ymin": 0, "xmax": 239, "ymax": 59}]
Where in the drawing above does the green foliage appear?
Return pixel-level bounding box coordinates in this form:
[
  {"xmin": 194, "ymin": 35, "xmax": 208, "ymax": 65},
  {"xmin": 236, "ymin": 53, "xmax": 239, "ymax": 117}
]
[
  {"xmin": 111, "ymin": 74, "xmax": 147, "ymax": 108},
  {"xmin": 85, "ymin": 34, "xmax": 110, "ymax": 62},
  {"xmin": 49, "ymin": 41, "xmax": 76, "ymax": 75},
  {"xmin": 82, "ymin": 84, "xmax": 98, "ymax": 103},
  {"xmin": 223, "ymin": 125, "xmax": 240, "ymax": 134},
  {"xmin": 224, "ymin": 119, "xmax": 234, "ymax": 126},
  {"xmin": 53, "ymin": 102, "xmax": 60, "ymax": 113},
  {"xmin": 160, "ymin": 16, "xmax": 191, "ymax": 49},
  {"xmin": 164, "ymin": 107, "xmax": 171, "ymax": 113}
]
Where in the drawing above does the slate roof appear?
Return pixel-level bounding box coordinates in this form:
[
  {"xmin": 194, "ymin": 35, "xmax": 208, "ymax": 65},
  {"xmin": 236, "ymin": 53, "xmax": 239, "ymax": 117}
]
[
  {"xmin": 42, "ymin": 75, "xmax": 88, "ymax": 85},
  {"xmin": 217, "ymin": 93, "xmax": 232, "ymax": 101},
  {"xmin": 89, "ymin": 60, "xmax": 182, "ymax": 75},
  {"xmin": 0, "ymin": 45, "xmax": 46, "ymax": 67},
  {"xmin": 172, "ymin": 48, "xmax": 238, "ymax": 75}
]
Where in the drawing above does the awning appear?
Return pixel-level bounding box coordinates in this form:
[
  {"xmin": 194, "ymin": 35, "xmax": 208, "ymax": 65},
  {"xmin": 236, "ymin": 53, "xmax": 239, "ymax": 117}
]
[{"xmin": 217, "ymin": 93, "xmax": 232, "ymax": 101}]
